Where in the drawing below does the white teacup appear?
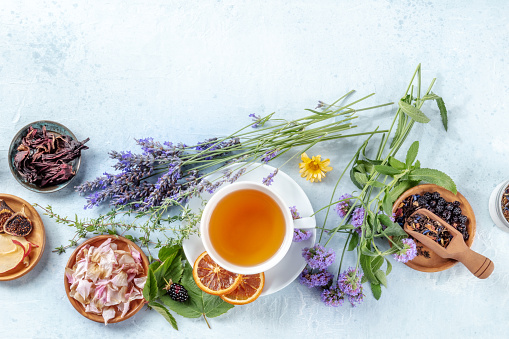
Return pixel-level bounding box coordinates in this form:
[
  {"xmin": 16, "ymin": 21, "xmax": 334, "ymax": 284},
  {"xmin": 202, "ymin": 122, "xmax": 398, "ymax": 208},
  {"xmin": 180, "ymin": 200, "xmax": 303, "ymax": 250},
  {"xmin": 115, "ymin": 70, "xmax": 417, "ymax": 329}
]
[{"xmin": 200, "ymin": 181, "xmax": 315, "ymax": 274}]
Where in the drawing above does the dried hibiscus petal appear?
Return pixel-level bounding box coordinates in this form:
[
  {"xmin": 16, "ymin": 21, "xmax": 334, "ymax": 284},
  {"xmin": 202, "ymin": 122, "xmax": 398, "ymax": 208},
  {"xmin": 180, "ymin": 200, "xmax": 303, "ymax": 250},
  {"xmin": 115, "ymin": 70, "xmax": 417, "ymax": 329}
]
[{"xmin": 13, "ymin": 125, "xmax": 89, "ymax": 187}]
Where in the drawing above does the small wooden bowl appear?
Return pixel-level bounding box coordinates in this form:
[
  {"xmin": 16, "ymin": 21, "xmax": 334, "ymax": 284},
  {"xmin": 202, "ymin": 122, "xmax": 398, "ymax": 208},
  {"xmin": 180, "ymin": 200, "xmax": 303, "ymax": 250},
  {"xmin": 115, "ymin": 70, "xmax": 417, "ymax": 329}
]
[
  {"xmin": 392, "ymin": 184, "xmax": 476, "ymax": 272},
  {"xmin": 64, "ymin": 235, "xmax": 149, "ymax": 324},
  {"xmin": 0, "ymin": 194, "xmax": 46, "ymax": 281}
]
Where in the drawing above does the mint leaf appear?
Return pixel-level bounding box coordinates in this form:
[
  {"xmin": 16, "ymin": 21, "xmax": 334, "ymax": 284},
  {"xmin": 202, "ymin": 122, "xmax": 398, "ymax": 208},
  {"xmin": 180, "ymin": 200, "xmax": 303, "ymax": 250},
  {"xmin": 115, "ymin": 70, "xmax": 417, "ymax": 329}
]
[
  {"xmin": 143, "ymin": 267, "xmax": 157, "ymax": 303},
  {"xmin": 158, "ymin": 245, "xmax": 181, "ymax": 262},
  {"xmin": 385, "ymin": 258, "xmax": 392, "ymax": 275},
  {"xmin": 154, "ymin": 252, "xmax": 178, "ymax": 286},
  {"xmin": 388, "ymin": 157, "xmax": 406, "ymax": 170},
  {"xmin": 348, "ymin": 232, "xmax": 359, "ymax": 251},
  {"xmin": 374, "ymin": 270, "xmax": 388, "ymax": 288},
  {"xmin": 398, "ymin": 100, "xmax": 430, "ymax": 123},
  {"xmin": 408, "ymin": 168, "xmax": 457, "ymax": 194},
  {"xmin": 389, "ymin": 180, "xmax": 419, "ymax": 202},
  {"xmin": 382, "ymin": 194, "xmax": 393, "ymax": 215},
  {"xmin": 163, "ymin": 263, "xmax": 234, "ymax": 320},
  {"xmin": 371, "ymin": 282, "xmax": 382, "ymax": 300},
  {"xmin": 360, "ymin": 254, "xmax": 378, "ymax": 284},
  {"xmin": 374, "ymin": 165, "xmax": 402, "ymax": 176},
  {"xmin": 354, "ymin": 172, "xmax": 368, "ymax": 185},
  {"xmin": 405, "ymin": 141, "xmax": 419, "ymax": 167},
  {"xmin": 436, "ymin": 96, "xmax": 448, "ymax": 131},
  {"xmin": 149, "ymin": 302, "xmax": 178, "ymax": 330}
]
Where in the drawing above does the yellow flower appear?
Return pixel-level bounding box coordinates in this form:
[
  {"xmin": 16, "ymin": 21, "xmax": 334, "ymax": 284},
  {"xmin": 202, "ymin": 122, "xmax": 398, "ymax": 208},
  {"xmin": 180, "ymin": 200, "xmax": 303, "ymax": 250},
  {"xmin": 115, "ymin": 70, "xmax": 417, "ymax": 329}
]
[{"xmin": 299, "ymin": 152, "xmax": 332, "ymax": 182}]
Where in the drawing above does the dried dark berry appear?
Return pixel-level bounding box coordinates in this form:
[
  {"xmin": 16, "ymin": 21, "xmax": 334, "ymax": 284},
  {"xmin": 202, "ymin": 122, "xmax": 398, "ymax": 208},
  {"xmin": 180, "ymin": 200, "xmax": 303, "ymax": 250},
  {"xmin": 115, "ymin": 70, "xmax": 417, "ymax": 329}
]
[
  {"xmin": 437, "ymin": 197, "xmax": 446, "ymax": 206},
  {"xmin": 424, "ymin": 192, "xmax": 432, "ymax": 200},
  {"xmin": 417, "ymin": 197, "xmax": 428, "ymax": 206},
  {"xmin": 442, "ymin": 210, "xmax": 452, "ymax": 221},
  {"xmin": 459, "ymin": 215, "xmax": 468, "ymax": 223},
  {"xmin": 431, "ymin": 192, "xmax": 440, "ymax": 200},
  {"xmin": 453, "ymin": 207, "xmax": 462, "ymax": 215},
  {"xmin": 445, "ymin": 203, "xmax": 454, "ymax": 211},
  {"xmin": 429, "ymin": 200, "xmax": 437, "ymax": 208},
  {"xmin": 453, "ymin": 201, "xmax": 461, "ymax": 207},
  {"xmin": 452, "ymin": 216, "xmax": 459, "ymax": 223},
  {"xmin": 435, "ymin": 205, "xmax": 444, "ymax": 213},
  {"xmin": 167, "ymin": 283, "xmax": 189, "ymax": 302}
]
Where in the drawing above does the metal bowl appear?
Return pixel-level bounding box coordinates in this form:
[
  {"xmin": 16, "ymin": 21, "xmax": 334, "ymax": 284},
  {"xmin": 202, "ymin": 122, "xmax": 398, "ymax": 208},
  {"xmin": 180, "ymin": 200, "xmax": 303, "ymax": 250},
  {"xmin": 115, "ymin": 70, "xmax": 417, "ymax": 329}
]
[{"xmin": 8, "ymin": 120, "xmax": 83, "ymax": 193}]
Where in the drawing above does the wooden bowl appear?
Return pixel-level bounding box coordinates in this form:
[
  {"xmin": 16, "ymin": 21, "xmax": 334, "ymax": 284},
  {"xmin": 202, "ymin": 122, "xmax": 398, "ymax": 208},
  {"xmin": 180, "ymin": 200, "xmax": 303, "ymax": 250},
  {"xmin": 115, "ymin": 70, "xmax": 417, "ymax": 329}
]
[
  {"xmin": 64, "ymin": 235, "xmax": 149, "ymax": 324},
  {"xmin": 0, "ymin": 194, "xmax": 46, "ymax": 281},
  {"xmin": 8, "ymin": 120, "xmax": 83, "ymax": 193},
  {"xmin": 392, "ymin": 184, "xmax": 476, "ymax": 272}
]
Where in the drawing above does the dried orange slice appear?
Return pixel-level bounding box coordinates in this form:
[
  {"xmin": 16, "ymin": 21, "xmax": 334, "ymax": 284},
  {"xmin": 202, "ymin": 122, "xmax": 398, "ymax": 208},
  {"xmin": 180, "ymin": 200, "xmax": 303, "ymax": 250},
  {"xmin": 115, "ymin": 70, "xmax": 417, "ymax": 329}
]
[
  {"xmin": 220, "ymin": 272, "xmax": 265, "ymax": 305},
  {"xmin": 192, "ymin": 251, "xmax": 242, "ymax": 295}
]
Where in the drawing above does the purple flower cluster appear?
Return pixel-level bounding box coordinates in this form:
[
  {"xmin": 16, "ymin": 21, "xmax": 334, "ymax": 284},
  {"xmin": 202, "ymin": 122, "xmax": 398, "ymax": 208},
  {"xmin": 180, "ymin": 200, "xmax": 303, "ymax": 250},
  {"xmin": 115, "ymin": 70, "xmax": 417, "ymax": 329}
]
[
  {"xmin": 289, "ymin": 206, "xmax": 300, "ymax": 220},
  {"xmin": 261, "ymin": 149, "xmax": 279, "ymax": 163},
  {"xmin": 293, "ymin": 229, "xmax": 312, "ymax": 242},
  {"xmin": 351, "ymin": 207, "xmax": 366, "ymax": 235},
  {"xmin": 76, "ymin": 136, "xmax": 242, "ymax": 210},
  {"xmin": 320, "ymin": 285, "xmax": 345, "ymax": 307},
  {"xmin": 302, "ymin": 244, "xmax": 335, "ymax": 270},
  {"xmin": 249, "ymin": 113, "xmax": 262, "ymax": 128},
  {"xmin": 299, "ymin": 268, "xmax": 333, "ymax": 288},
  {"xmin": 319, "ymin": 267, "xmax": 365, "ymax": 308},
  {"xmin": 334, "ymin": 193, "xmax": 352, "ymax": 218},
  {"xmin": 393, "ymin": 238, "xmax": 417, "ymax": 263},
  {"xmin": 262, "ymin": 169, "xmax": 278, "ymax": 186}
]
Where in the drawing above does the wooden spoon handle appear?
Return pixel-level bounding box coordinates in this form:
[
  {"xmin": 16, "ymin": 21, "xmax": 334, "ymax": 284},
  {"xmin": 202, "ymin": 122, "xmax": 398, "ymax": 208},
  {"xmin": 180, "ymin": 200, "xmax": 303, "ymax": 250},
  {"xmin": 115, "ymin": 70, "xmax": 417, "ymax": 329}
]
[{"xmin": 456, "ymin": 249, "xmax": 494, "ymax": 279}]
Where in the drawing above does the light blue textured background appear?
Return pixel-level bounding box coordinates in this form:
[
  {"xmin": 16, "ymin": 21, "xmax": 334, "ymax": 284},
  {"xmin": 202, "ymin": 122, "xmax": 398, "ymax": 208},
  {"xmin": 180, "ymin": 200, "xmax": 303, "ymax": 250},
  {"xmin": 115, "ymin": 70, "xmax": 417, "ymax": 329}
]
[{"xmin": 1, "ymin": 1, "xmax": 508, "ymax": 338}]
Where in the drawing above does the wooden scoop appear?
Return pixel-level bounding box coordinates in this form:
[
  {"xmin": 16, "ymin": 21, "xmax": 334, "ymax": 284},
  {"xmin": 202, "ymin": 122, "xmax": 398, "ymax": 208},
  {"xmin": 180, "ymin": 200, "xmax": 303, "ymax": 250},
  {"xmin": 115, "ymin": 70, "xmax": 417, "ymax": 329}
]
[{"xmin": 404, "ymin": 209, "xmax": 494, "ymax": 279}]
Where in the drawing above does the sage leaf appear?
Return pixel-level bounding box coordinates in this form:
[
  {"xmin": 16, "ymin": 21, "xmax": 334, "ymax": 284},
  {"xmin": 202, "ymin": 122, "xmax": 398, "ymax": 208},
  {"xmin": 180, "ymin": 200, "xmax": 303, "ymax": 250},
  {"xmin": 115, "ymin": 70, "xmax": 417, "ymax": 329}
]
[
  {"xmin": 149, "ymin": 302, "xmax": 178, "ymax": 330},
  {"xmin": 408, "ymin": 168, "xmax": 457, "ymax": 194},
  {"xmin": 374, "ymin": 270, "xmax": 388, "ymax": 288},
  {"xmin": 371, "ymin": 282, "xmax": 382, "ymax": 300},
  {"xmin": 348, "ymin": 232, "xmax": 359, "ymax": 251},
  {"xmin": 143, "ymin": 267, "xmax": 157, "ymax": 303},
  {"xmin": 371, "ymin": 255, "xmax": 384, "ymax": 272},
  {"xmin": 375, "ymin": 165, "xmax": 402, "ymax": 176},
  {"xmin": 360, "ymin": 254, "xmax": 378, "ymax": 283},
  {"xmin": 436, "ymin": 96, "xmax": 448, "ymax": 131},
  {"xmin": 386, "ymin": 258, "xmax": 392, "ymax": 275},
  {"xmin": 398, "ymin": 100, "xmax": 430, "ymax": 123},
  {"xmin": 405, "ymin": 141, "xmax": 419, "ymax": 167}
]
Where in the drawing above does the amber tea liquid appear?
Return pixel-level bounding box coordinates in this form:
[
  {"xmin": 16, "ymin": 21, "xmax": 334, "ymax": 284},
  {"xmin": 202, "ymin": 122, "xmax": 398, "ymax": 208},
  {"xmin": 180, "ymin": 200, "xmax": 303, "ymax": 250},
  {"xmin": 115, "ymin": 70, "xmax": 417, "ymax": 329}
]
[{"xmin": 209, "ymin": 189, "xmax": 286, "ymax": 267}]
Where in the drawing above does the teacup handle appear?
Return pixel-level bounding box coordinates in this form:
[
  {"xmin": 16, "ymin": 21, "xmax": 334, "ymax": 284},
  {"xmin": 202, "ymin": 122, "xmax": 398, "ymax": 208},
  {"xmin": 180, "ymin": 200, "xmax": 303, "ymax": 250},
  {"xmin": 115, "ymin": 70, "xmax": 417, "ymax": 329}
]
[{"xmin": 292, "ymin": 216, "xmax": 316, "ymax": 229}]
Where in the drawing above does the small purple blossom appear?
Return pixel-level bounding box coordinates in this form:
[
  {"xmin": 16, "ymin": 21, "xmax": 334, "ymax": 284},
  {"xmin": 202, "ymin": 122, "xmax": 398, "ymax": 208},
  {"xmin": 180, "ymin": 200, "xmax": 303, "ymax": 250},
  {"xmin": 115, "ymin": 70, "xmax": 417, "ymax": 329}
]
[
  {"xmin": 337, "ymin": 267, "xmax": 363, "ymax": 296},
  {"xmin": 334, "ymin": 193, "xmax": 352, "ymax": 218},
  {"xmin": 302, "ymin": 244, "xmax": 335, "ymax": 270},
  {"xmin": 351, "ymin": 207, "xmax": 365, "ymax": 235},
  {"xmin": 347, "ymin": 290, "xmax": 364, "ymax": 307},
  {"xmin": 261, "ymin": 149, "xmax": 279, "ymax": 163},
  {"xmin": 289, "ymin": 206, "xmax": 300, "ymax": 220},
  {"xmin": 299, "ymin": 268, "xmax": 333, "ymax": 288},
  {"xmin": 249, "ymin": 113, "xmax": 262, "ymax": 128},
  {"xmin": 262, "ymin": 169, "xmax": 278, "ymax": 186},
  {"xmin": 293, "ymin": 229, "xmax": 312, "ymax": 242},
  {"xmin": 320, "ymin": 285, "xmax": 345, "ymax": 307},
  {"xmin": 393, "ymin": 238, "xmax": 418, "ymax": 263}
]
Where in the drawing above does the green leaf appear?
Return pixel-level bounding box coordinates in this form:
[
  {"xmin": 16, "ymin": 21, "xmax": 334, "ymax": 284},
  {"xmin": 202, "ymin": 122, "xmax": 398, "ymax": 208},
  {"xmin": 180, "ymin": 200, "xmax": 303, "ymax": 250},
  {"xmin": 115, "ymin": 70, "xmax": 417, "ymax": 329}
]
[
  {"xmin": 422, "ymin": 93, "xmax": 441, "ymax": 101},
  {"xmin": 368, "ymin": 180, "xmax": 385, "ymax": 188},
  {"xmin": 371, "ymin": 282, "xmax": 382, "ymax": 300},
  {"xmin": 386, "ymin": 259, "xmax": 393, "ymax": 275},
  {"xmin": 350, "ymin": 153, "xmax": 363, "ymax": 189},
  {"xmin": 348, "ymin": 232, "xmax": 359, "ymax": 251},
  {"xmin": 436, "ymin": 96, "xmax": 448, "ymax": 131},
  {"xmin": 163, "ymin": 262, "xmax": 234, "ymax": 319},
  {"xmin": 374, "ymin": 270, "xmax": 388, "ymax": 288},
  {"xmin": 389, "ymin": 180, "xmax": 419, "ymax": 202},
  {"xmin": 143, "ymin": 267, "xmax": 157, "ymax": 303},
  {"xmin": 354, "ymin": 172, "xmax": 368, "ymax": 185},
  {"xmin": 154, "ymin": 252, "xmax": 180, "ymax": 290},
  {"xmin": 361, "ymin": 275, "xmax": 368, "ymax": 284},
  {"xmin": 374, "ymin": 165, "xmax": 402, "ymax": 176},
  {"xmin": 389, "ymin": 157, "xmax": 406, "ymax": 170},
  {"xmin": 398, "ymin": 100, "xmax": 430, "ymax": 123},
  {"xmin": 408, "ymin": 168, "xmax": 457, "ymax": 194},
  {"xmin": 149, "ymin": 302, "xmax": 178, "ymax": 330},
  {"xmin": 371, "ymin": 256, "xmax": 384, "ymax": 272},
  {"xmin": 360, "ymin": 254, "xmax": 378, "ymax": 284},
  {"xmin": 158, "ymin": 245, "xmax": 181, "ymax": 262},
  {"xmin": 405, "ymin": 141, "xmax": 419, "ymax": 168},
  {"xmin": 383, "ymin": 224, "xmax": 408, "ymax": 237}
]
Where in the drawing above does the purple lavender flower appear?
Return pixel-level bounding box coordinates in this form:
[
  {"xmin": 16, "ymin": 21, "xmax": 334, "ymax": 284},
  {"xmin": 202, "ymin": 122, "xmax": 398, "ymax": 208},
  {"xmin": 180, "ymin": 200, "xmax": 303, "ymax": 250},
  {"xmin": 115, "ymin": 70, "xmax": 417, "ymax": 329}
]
[
  {"xmin": 393, "ymin": 238, "xmax": 418, "ymax": 263},
  {"xmin": 262, "ymin": 169, "xmax": 278, "ymax": 186},
  {"xmin": 337, "ymin": 267, "xmax": 363, "ymax": 296},
  {"xmin": 261, "ymin": 149, "xmax": 279, "ymax": 163},
  {"xmin": 228, "ymin": 168, "xmax": 246, "ymax": 184},
  {"xmin": 299, "ymin": 268, "xmax": 333, "ymax": 288},
  {"xmin": 321, "ymin": 285, "xmax": 345, "ymax": 307},
  {"xmin": 249, "ymin": 113, "xmax": 261, "ymax": 128},
  {"xmin": 347, "ymin": 289, "xmax": 364, "ymax": 307},
  {"xmin": 293, "ymin": 229, "xmax": 312, "ymax": 242},
  {"xmin": 289, "ymin": 206, "xmax": 301, "ymax": 220},
  {"xmin": 302, "ymin": 244, "xmax": 335, "ymax": 270},
  {"xmin": 351, "ymin": 207, "xmax": 365, "ymax": 235},
  {"xmin": 334, "ymin": 193, "xmax": 352, "ymax": 218}
]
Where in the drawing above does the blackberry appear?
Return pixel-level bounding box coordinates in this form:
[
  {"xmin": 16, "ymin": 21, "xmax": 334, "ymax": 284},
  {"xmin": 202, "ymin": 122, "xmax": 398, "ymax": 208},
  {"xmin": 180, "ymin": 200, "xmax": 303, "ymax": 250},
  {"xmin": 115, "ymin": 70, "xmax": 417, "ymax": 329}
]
[
  {"xmin": 445, "ymin": 203, "xmax": 454, "ymax": 211},
  {"xmin": 452, "ymin": 216, "xmax": 459, "ymax": 223},
  {"xmin": 458, "ymin": 215, "xmax": 468, "ymax": 223},
  {"xmin": 453, "ymin": 201, "xmax": 461, "ymax": 207},
  {"xmin": 442, "ymin": 210, "xmax": 452, "ymax": 221},
  {"xmin": 435, "ymin": 205, "xmax": 444, "ymax": 213},
  {"xmin": 429, "ymin": 200, "xmax": 437, "ymax": 208},
  {"xmin": 453, "ymin": 207, "xmax": 462, "ymax": 215},
  {"xmin": 431, "ymin": 192, "xmax": 440, "ymax": 200},
  {"xmin": 165, "ymin": 281, "xmax": 189, "ymax": 302},
  {"xmin": 424, "ymin": 192, "xmax": 432, "ymax": 200},
  {"xmin": 417, "ymin": 197, "xmax": 429, "ymax": 206},
  {"xmin": 437, "ymin": 197, "xmax": 446, "ymax": 206}
]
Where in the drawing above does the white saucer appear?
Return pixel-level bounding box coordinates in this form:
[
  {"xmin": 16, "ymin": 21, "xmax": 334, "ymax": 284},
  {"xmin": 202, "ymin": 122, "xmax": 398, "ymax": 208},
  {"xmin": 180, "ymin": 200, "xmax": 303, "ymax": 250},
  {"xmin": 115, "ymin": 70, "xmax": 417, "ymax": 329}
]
[{"xmin": 182, "ymin": 162, "xmax": 316, "ymax": 296}]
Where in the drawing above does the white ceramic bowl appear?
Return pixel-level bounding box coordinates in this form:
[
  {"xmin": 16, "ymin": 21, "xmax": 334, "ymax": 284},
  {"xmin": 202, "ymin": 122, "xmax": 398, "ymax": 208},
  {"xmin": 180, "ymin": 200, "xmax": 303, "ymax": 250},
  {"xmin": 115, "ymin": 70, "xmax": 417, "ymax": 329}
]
[{"xmin": 489, "ymin": 179, "xmax": 509, "ymax": 233}]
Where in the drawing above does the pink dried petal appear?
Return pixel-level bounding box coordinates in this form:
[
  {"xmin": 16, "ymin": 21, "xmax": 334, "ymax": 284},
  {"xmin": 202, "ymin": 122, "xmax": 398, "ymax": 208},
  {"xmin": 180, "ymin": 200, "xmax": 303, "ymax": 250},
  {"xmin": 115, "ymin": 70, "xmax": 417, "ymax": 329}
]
[{"xmin": 102, "ymin": 307, "xmax": 116, "ymax": 325}]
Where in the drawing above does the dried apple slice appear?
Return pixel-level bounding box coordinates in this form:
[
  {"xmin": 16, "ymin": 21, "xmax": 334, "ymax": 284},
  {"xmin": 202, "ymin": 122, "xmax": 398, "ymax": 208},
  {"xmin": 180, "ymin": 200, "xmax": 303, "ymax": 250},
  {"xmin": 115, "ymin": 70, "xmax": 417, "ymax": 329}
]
[{"xmin": 0, "ymin": 242, "xmax": 25, "ymax": 273}]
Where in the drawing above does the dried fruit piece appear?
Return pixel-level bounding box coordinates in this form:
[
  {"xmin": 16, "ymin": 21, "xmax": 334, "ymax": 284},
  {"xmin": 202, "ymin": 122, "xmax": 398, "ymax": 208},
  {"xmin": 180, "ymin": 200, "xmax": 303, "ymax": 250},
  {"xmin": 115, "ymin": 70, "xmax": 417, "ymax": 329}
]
[
  {"xmin": 192, "ymin": 251, "xmax": 242, "ymax": 295},
  {"xmin": 0, "ymin": 199, "xmax": 14, "ymax": 233},
  {"xmin": 220, "ymin": 273, "xmax": 265, "ymax": 305},
  {"xmin": 3, "ymin": 205, "xmax": 33, "ymax": 237}
]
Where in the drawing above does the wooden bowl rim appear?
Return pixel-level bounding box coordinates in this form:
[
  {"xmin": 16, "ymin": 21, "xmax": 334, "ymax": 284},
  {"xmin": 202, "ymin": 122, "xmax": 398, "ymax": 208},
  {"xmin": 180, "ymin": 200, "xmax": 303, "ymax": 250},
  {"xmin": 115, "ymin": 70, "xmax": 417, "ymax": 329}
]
[
  {"xmin": 0, "ymin": 194, "xmax": 46, "ymax": 281},
  {"xmin": 64, "ymin": 235, "xmax": 149, "ymax": 324},
  {"xmin": 8, "ymin": 120, "xmax": 82, "ymax": 193},
  {"xmin": 392, "ymin": 184, "xmax": 476, "ymax": 273}
]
